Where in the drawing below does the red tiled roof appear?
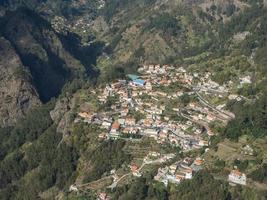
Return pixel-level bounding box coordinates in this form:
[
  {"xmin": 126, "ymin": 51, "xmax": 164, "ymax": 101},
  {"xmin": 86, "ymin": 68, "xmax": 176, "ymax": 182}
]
[
  {"xmin": 131, "ymin": 164, "xmax": 139, "ymax": 171},
  {"xmin": 111, "ymin": 121, "xmax": 120, "ymax": 130}
]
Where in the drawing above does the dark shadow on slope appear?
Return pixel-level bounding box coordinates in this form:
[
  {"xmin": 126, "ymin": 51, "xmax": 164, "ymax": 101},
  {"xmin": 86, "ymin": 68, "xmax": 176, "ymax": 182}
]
[
  {"xmin": 1, "ymin": 8, "xmax": 71, "ymax": 103},
  {"xmin": 58, "ymin": 31, "xmax": 105, "ymax": 77},
  {"xmin": 0, "ymin": 8, "xmax": 105, "ymax": 102},
  {"xmin": 21, "ymin": 51, "xmax": 70, "ymax": 103},
  {"xmin": 0, "ymin": 8, "xmax": 74, "ymax": 102}
]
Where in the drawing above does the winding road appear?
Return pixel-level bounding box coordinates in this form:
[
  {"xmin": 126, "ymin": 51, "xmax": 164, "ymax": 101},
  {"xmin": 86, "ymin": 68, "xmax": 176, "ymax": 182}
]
[
  {"xmin": 107, "ymin": 158, "xmax": 165, "ymax": 189},
  {"xmin": 194, "ymin": 90, "xmax": 235, "ymax": 120}
]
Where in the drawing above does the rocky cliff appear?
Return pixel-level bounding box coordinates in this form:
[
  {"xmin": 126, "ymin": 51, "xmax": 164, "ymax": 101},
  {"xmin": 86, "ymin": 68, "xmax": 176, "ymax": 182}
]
[
  {"xmin": 0, "ymin": 37, "xmax": 40, "ymax": 127},
  {"xmin": 0, "ymin": 8, "xmax": 98, "ymax": 127}
]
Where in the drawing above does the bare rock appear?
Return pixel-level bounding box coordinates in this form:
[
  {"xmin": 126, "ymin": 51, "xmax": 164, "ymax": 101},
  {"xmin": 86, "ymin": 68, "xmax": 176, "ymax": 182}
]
[
  {"xmin": 50, "ymin": 97, "xmax": 71, "ymax": 122},
  {"xmin": 0, "ymin": 37, "xmax": 40, "ymax": 127}
]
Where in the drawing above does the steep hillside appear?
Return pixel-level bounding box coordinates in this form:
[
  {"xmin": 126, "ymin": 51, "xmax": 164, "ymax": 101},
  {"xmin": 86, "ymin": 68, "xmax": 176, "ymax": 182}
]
[
  {"xmin": 0, "ymin": 9, "xmax": 85, "ymax": 102},
  {"xmin": 0, "ymin": 8, "xmax": 102, "ymax": 126},
  {"xmin": 85, "ymin": 0, "xmax": 251, "ymax": 77},
  {"xmin": 0, "ymin": 1, "xmax": 267, "ymax": 200},
  {"xmin": 0, "ymin": 37, "xmax": 40, "ymax": 127}
]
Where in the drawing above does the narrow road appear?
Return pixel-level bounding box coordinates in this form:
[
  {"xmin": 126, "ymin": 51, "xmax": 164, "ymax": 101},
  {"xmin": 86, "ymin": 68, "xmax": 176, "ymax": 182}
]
[
  {"xmin": 195, "ymin": 91, "xmax": 235, "ymax": 119},
  {"xmin": 107, "ymin": 173, "xmax": 131, "ymax": 189},
  {"xmin": 107, "ymin": 158, "xmax": 164, "ymax": 189}
]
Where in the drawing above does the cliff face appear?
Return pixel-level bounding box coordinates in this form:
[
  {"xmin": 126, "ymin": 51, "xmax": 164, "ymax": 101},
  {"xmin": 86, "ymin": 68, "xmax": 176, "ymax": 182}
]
[
  {"xmin": 0, "ymin": 37, "xmax": 40, "ymax": 127},
  {"xmin": 1, "ymin": 9, "xmax": 85, "ymax": 103},
  {"xmin": 0, "ymin": 8, "xmax": 93, "ymax": 127}
]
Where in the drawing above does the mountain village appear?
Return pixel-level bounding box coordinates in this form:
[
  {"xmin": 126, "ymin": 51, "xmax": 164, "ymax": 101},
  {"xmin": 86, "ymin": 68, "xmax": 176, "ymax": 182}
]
[{"xmin": 72, "ymin": 64, "xmax": 249, "ymax": 198}]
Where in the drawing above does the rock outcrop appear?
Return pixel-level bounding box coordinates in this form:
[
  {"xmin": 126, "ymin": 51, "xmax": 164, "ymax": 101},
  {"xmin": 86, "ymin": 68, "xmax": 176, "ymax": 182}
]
[
  {"xmin": 1, "ymin": 8, "xmax": 85, "ymax": 103},
  {"xmin": 0, "ymin": 37, "xmax": 40, "ymax": 127}
]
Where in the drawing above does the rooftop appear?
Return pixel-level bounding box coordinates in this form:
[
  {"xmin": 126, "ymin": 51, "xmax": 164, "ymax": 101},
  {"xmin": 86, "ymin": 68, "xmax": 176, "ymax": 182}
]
[
  {"xmin": 128, "ymin": 74, "xmax": 140, "ymax": 81},
  {"xmin": 133, "ymin": 79, "xmax": 146, "ymax": 85}
]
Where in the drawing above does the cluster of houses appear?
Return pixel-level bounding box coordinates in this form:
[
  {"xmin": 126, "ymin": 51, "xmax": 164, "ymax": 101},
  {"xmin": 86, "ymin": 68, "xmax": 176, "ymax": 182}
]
[
  {"xmin": 75, "ymin": 63, "xmax": 239, "ymax": 160},
  {"xmin": 71, "ymin": 63, "xmax": 252, "ymax": 198},
  {"xmin": 75, "ymin": 64, "xmax": 234, "ymax": 151},
  {"xmin": 138, "ymin": 65, "xmax": 193, "ymax": 87},
  {"xmin": 154, "ymin": 157, "xmax": 204, "ymax": 186},
  {"xmin": 185, "ymin": 102, "xmax": 232, "ymax": 125},
  {"xmin": 130, "ymin": 152, "xmax": 176, "ymax": 177}
]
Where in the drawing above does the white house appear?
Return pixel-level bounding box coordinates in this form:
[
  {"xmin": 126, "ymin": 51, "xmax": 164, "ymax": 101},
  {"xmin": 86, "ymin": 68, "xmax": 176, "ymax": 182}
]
[
  {"xmin": 228, "ymin": 170, "xmax": 246, "ymax": 185},
  {"xmin": 144, "ymin": 129, "xmax": 159, "ymax": 139}
]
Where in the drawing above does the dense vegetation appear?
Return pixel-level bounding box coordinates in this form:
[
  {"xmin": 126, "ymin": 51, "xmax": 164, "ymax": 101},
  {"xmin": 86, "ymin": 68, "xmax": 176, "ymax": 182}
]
[
  {"xmin": 83, "ymin": 140, "xmax": 132, "ymax": 182},
  {"xmin": 208, "ymin": 3, "xmax": 267, "ymax": 141},
  {"xmin": 111, "ymin": 170, "xmax": 264, "ymax": 200},
  {"xmin": 249, "ymin": 163, "xmax": 267, "ymax": 183},
  {"xmin": 225, "ymin": 92, "xmax": 267, "ymax": 140},
  {"xmin": 0, "ymin": 102, "xmax": 54, "ymax": 160},
  {"xmin": 0, "ymin": 100, "xmax": 133, "ymax": 199},
  {"xmin": 147, "ymin": 13, "xmax": 181, "ymax": 36},
  {"xmin": 0, "ymin": 99, "xmax": 79, "ymax": 199},
  {"xmin": 0, "ymin": 0, "xmax": 267, "ymax": 199}
]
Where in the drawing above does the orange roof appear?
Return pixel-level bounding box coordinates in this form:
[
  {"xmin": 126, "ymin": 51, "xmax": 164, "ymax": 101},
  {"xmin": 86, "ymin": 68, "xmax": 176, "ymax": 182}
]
[
  {"xmin": 194, "ymin": 158, "xmax": 203, "ymax": 166},
  {"xmin": 231, "ymin": 170, "xmax": 242, "ymax": 176},
  {"xmin": 176, "ymin": 173, "xmax": 185, "ymax": 179},
  {"xmin": 78, "ymin": 112, "xmax": 92, "ymax": 118},
  {"xmin": 176, "ymin": 175, "xmax": 185, "ymax": 180},
  {"xmin": 122, "ymin": 128, "xmax": 130, "ymax": 133},
  {"xmin": 131, "ymin": 164, "xmax": 139, "ymax": 171},
  {"xmin": 144, "ymin": 119, "xmax": 153, "ymax": 126},
  {"xmin": 111, "ymin": 121, "xmax": 120, "ymax": 130}
]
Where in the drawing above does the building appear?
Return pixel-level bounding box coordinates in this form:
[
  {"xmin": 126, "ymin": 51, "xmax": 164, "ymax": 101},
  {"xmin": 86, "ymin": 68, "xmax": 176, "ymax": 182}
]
[
  {"xmin": 118, "ymin": 118, "xmax": 126, "ymax": 125},
  {"xmin": 111, "ymin": 121, "xmax": 120, "ymax": 133},
  {"xmin": 144, "ymin": 129, "xmax": 159, "ymax": 139},
  {"xmin": 145, "ymin": 82, "xmax": 153, "ymax": 90},
  {"xmin": 169, "ymin": 164, "xmax": 177, "ymax": 174},
  {"xmin": 198, "ymin": 140, "xmax": 209, "ymax": 147},
  {"xmin": 102, "ymin": 121, "xmax": 112, "ymax": 129},
  {"xmin": 98, "ymin": 193, "xmax": 110, "ymax": 200},
  {"xmin": 99, "ymin": 133, "xmax": 108, "ymax": 140},
  {"xmin": 194, "ymin": 157, "xmax": 203, "ymax": 166},
  {"xmin": 240, "ymin": 76, "xmax": 251, "ymax": 85},
  {"xmin": 109, "ymin": 131, "xmax": 120, "ymax": 139},
  {"xmin": 131, "ymin": 79, "xmax": 146, "ymax": 87},
  {"xmin": 148, "ymin": 151, "xmax": 160, "ymax": 158},
  {"xmin": 78, "ymin": 112, "xmax": 94, "ymax": 122},
  {"xmin": 69, "ymin": 184, "xmax": 78, "ymax": 192},
  {"xmin": 128, "ymin": 74, "xmax": 140, "ymax": 81},
  {"xmin": 130, "ymin": 164, "xmax": 139, "ymax": 172},
  {"xmin": 180, "ymin": 168, "xmax": 193, "ymax": 179},
  {"xmin": 133, "ymin": 171, "xmax": 142, "ymax": 177},
  {"xmin": 159, "ymin": 131, "xmax": 168, "ymax": 140},
  {"xmin": 125, "ymin": 117, "xmax": 136, "ymax": 126},
  {"xmin": 175, "ymin": 174, "xmax": 185, "ymax": 183},
  {"xmin": 121, "ymin": 108, "xmax": 129, "ymax": 117},
  {"xmin": 228, "ymin": 170, "xmax": 246, "ymax": 185},
  {"xmin": 144, "ymin": 118, "xmax": 153, "ymax": 127}
]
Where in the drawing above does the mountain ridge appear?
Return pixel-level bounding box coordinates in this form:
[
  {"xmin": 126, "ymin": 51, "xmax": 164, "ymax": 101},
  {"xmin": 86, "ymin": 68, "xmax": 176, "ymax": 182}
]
[
  {"xmin": 0, "ymin": 1, "xmax": 267, "ymax": 199},
  {"xmin": 0, "ymin": 8, "xmax": 101, "ymax": 126}
]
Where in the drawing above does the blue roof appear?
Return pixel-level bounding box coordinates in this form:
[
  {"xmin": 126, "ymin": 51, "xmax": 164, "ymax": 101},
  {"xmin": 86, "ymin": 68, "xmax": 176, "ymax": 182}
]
[{"xmin": 133, "ymin": 79, "xmax": 145, "ymax": 85}]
